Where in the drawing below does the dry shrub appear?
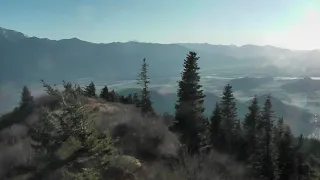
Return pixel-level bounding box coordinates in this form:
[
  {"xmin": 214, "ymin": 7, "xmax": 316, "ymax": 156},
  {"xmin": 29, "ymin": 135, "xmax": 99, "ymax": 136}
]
[
  {"xmin": 177, "ymin": 150, "xmax": 247, "ymax": 180},
  {"xmin": 0, "ymin": 95, "xmax": 59, "ymax": 179},
  {"xmin": 0, "ymin": 138, "xmax": 34, "ymax": 179},
  {"xmin": 0, "ymin": 94, "xmax": 250, "ymax": 180},
  {"xmin": 136, "ymin": 149, "xmax": 248, "ymax": 180},
  {"xmin": 95, "ymin": 103, "xmax": 180, "ymax": 162},
  {"xmin": 0, "ymin": 124, "xmax": 29, "ymax": 142}
]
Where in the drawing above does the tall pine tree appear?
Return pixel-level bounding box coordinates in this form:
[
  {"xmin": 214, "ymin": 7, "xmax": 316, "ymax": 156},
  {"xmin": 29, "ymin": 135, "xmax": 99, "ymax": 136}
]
[
  {"xmin": 275, "ymin": 117, "xmax": 285, "ymax": 144},
  {"xmin": 209, "ymin": 103, "xmax": 222, "ymax": 150},
  {"xmin": 20, "ymin": 85, "xmax": 34, "ymax": 109},
  {"xmin": 137, "ymin": 58, "xmax": 154, "ymax": 115},
  {"xmin": 243, "ymin": 96, "xmax": 260, "ymax": 160},
  {"xmin": 274, "ymin": 117, "xmax": 285, "ymax": 159},
  {"xmin": 277, "ymin": 126, "xmax": 296, "ymax": 180},
  {"xmin": 108, "ymin": 90, "xmax": 117, "ymax": 102},
  {"xmin": 253, "ymin": 95, "xmax": 279, "ymax": 180},
  {"xmin": 219, "ymin": 84, "xmax": 238, "ymax": 153},
  {"xmin": 84, "ymin": 81, "xmax": 96, "ymax": 97},
  {"xmin": 132, "ymin": 93, "xmax": 140, "ymax": 107},
  {"xmin": 126, "ymin": 93, "xmax": 133, "ymax": 104},
  {"xmin": 173, "ymin": 51, "xmax": 206, "ymax": 153},
  {"xmin": 75, "ymin": 85, "xmax": 84, "ymax": 95},
  {"xmin": 100, "ymin": 86, "xmax": 109, "ymax": 101},
  {"xmin": 296, "ymin": 134, "xmax": 313, "ymax": 180}
]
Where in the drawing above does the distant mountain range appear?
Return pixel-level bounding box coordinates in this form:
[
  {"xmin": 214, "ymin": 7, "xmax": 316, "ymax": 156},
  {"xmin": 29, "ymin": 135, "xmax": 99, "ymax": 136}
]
[
  {"xmin": 282, "ymin": 77, "xmax": 320, "ymax": 93},
  {"xmin": 0, "ymin": 27, "xmax": 319, "ymax": 136},
  {"xmin": 1, "ymin": 27, "xmax": 320, "ymax": 87},
  {"xmin": 180, "ymin": 43, "xmax": 320, "ymax": 71}
]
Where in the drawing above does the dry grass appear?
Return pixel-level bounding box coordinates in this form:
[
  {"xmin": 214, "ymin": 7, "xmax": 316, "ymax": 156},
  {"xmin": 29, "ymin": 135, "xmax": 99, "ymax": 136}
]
[{"xmin": 0, "ymin": 95, "xmax": 250, "ymax": 180}]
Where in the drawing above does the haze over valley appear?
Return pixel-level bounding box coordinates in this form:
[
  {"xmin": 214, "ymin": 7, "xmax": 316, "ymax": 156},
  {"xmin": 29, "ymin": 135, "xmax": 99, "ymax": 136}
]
[
  {"xmin": 1, "ymin": 27, "xmax": 320, "ymax": 136},
  {"xmin": 2, "ymin": 1, "xmax": 320, "ymax": 179}
]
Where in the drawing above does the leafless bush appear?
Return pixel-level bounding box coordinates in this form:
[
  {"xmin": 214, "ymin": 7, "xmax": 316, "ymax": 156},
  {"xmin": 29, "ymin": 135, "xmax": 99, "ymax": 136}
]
[
  {"xmin": 168, "ymin": 149, "xmax": 247, "ymax": 180},
  {"xmin": 135, "ymin": 149, "xmax": 248, "ymax": 180},
  {"xmin": 95, "ymin": 103, "xmax": 180, "ymax": 161},
  {"xmin": 0, "ymin": 93, "xmax": 251, "ymax": 180},
  {"xmin": 0, "ymin": 138, "xmax": 34, "ymax": 178},
  {"xmin": 136, "ymin": 162, "xmax": 182, "ymax": 180},
  {"xmin": 33, "ymin": 94, "xmax": 60, "ymax": 107},
  {"xmin": 0, "ymin": 95, "xmax": 59, "ymax": 179}
]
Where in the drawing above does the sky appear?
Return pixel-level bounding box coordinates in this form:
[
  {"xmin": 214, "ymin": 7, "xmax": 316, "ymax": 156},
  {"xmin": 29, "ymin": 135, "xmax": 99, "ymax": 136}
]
[{"xmin": 0, "ymin": 0, "xmax": 320, "ymax": 50}]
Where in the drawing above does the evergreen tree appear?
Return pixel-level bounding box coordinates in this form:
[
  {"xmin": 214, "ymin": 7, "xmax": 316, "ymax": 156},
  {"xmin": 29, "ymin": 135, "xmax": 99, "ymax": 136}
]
[
  {"xmin": 62, "ymin": 81, "xmax": 72, "ymax": 91},
  {"xmin": 254, "ymin": 95, "xmax": 278, "ymax": 180},
  {"xmin": 108, "ymin": 90, "xmax": 116, "ymax": 102},
  {"xmin": 243, "ymin": 96, "xmax": 260, "ymax": 160},
  {"xmin": 84, "ymin": 81, "xmax": 96, "ymax": 97},
  {"xmin": 137, "ymin": 58, "xmax": 154, "ymax": 115},
  {"xmin": 209, "ymin": 103, "xmax": 222, "ymax": 150},
  {"xmin": 296, "ymin": 134, "xmax": 313, "ymax": 180},
  {"xmin": 274, "ymin": 117, "xmax": 285, "ymax": 154},
  {"xmin": 132, "ymin": 93, "xmax": 140, "ymax": 107},
  {"xmin": 20, "ymin": 85, "xmax": 34, "ymax": 108},
  {"xmin": 75, "ymin": 85, "xmax": 84, "ymax": 95},
  {"xmin": 277, "ymin": 126, "xmax": 296, "ymax": 180},
  {"xmin": 173, "ymin": 51, "xmax": 206, "ymax": 153},
  {"xmin": 119, "ymin": 94, "xmax": 133, "ymax": 104},
  {"xmin": 100, "ymin": 86, "xmax": 109, "ymax": 101},
  {"xmin": 126, "ymin": 93, "xmax": 133, "ymax": 104},
  {"xmin": 28, "ymin": 81, "xmax": 117, "ymax": 180},
  {"xmin": 199, "ymin": 117, "xmax": 211, "ymax": 151},
  {"xmin": 219, "ymin": 84, "xmax": 238, "ymax": 153},
  {"xmin": 275, "ymin": 118, "xmax": 285, "ymax": 140},
  {"xmin": 63, "ymin": 81, "xmax": 84, "ymax": 95},
  {"xmin": 297, "ymin": 134, "xmax": 305, "ymax": 180},
  {"xmin": 234, "ymin": 118, "xmax": 245, "ymax": 161},
  {"xmin": 120, "ymin": 95, "xmax": 126, "ymax": 103}
]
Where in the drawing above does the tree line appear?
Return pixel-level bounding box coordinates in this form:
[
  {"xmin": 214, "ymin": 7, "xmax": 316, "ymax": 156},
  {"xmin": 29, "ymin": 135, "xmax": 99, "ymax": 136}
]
[{"xmin": 14, "ymin": 51, "xmax": 320, "ymax": 180}]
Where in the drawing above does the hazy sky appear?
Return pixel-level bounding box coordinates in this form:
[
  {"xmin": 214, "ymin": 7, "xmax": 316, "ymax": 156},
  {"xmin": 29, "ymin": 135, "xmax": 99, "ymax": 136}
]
[{"xmin": 0, "ymin": 0, "xmax": 320, "ymax": 50}]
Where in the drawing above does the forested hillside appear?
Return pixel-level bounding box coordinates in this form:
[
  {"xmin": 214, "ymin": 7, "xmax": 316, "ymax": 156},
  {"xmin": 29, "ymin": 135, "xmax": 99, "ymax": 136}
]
[{"xmin": 0, "ymin": 51, "xmax": 320, "ymax": 180}]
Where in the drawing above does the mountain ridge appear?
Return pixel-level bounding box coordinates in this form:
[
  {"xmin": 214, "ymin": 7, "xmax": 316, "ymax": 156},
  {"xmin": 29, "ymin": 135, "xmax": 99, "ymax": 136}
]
[
  {"xmin": 0, "ymin": 27, "xmax": 29, "ymax": 42},
  {"xmin": 1, "ymin": 27, "xmax": 317, "ymax": 51},
  {"xmin": 0, "ymin": 26, "xmax": 319, "ymax": 130},
  {"xmin": 0, "ymin": 27, "xmax": 248, "ymax": 85},
  {"xmin": 1, "ymin": 27, "xmax": 320, "ymax": 87}
]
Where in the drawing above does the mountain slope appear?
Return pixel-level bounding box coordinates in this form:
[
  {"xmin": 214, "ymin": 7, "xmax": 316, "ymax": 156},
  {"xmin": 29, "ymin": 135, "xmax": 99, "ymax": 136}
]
[
  {"xmin": 0, "ymin": 36, "xmax": 188, "ymax": 84},
  {"xmin": 228, "ymin": 77, "xmax": 274, "ymax": 91},
  {"xmin": 0, "ymin": 27, "xmax": 28, "ymax": 42},
  {"xmin": 179, "ymin": 43, "xmax": 293, "ymax": 60},
  {"xmin": 1, "ymin": 27, "xmax": 247, "ymax": 86},
  {"xmin": 2, "ymin": 27, "xmax": 316, "ymax": 86},
  {"xmin": 180, "ymin": 43, "xmax": 320, "ymax": 76},
  {"xmin": 254, "ymin": 95, "xmax": 314, "ymax": 135},
  {"xmin": 281, "ymin": 77, "xmax": 320, "ymax": 93}
]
